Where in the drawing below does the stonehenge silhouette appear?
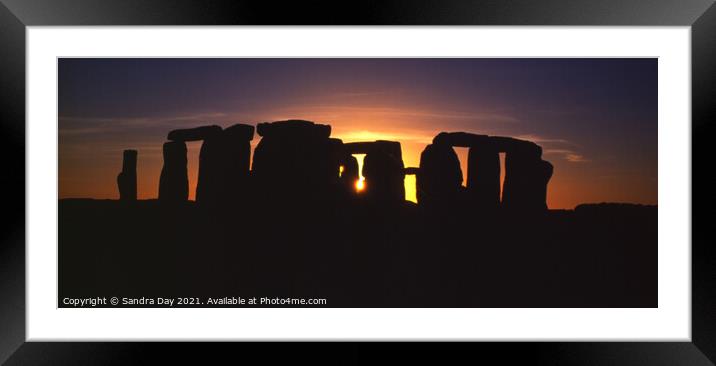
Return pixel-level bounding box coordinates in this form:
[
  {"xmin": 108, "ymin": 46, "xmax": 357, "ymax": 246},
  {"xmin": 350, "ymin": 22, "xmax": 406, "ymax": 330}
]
[
  {"xmin": 116, "ymin": 149, "xmax": 137, "ymax": 201},
  {"xmin": 93, "ymin": 119, "xmax": 659, "ymax": 308},
  {"xmin": 119, "ymin": 119, "xmax": 554, "ymax": 212}
]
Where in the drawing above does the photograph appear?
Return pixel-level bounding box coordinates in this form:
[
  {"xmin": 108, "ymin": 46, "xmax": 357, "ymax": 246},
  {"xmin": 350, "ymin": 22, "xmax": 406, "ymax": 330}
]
[
  {"xmin": 3, "ymin": 0, "xmax": 715, "ymax": 362},
  {"xmin": 58, "ymin": 57, "xmax": 657, "ymax": 308}
]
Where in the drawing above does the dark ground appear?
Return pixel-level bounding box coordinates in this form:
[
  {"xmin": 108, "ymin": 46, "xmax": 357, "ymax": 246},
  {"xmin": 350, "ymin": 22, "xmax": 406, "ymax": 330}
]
[{"xmin": 59, "ymin": 199, "xmax": 657, "ymax": 307}]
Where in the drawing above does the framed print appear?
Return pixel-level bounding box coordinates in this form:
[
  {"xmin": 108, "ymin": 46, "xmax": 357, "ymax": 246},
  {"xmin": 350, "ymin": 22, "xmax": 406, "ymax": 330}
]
[{"xmin": 1, "ymin": 0, "xmax": 715, "ymax": 364}]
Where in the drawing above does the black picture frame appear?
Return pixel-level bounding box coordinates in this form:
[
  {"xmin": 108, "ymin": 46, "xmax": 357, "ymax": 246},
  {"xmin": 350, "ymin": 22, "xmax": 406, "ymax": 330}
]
[{"xmin": 1, "ymin": 0, "xmax": 714, "ymax": 364}]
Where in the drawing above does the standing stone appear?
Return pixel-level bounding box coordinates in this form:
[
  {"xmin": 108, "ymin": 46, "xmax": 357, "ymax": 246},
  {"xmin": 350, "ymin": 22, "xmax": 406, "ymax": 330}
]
[
  {"xmin": 195, "ymin": 135, "xmax": 223, "ymax": 205},
  {"xmin": 158, "ymin": 141, "xmax": 188, "ymax": 202},
  {"xmin": 362, "ymin": 146, "xmax": 405, "ymax": 204},
  {"xmin": 535, "ymin": 160, "xmax": 554, "ymax": 210},
  {"xmin": 340, "ymin": 154, "xmax": 360, "ymax": 194},
  {"xmin": 466, "ymin": 145, "xmax": 501, "ymax": 209},
  {"xmin": 491, "ymin": 137, "xmax": 548, "ymax": 212},
  {"xmin": 220, "ymin": 124, "xmax": 254, "ymax": 201},
  {"xmin": 416, "ymin": 143, "xmax": 463, "ymax": 208},
  {"xmin": 501, "ymin": 152, "xmax": 526, "ymax": 210},
  {"xmin": 501, "ymin": 155, "xmax": 544, "ymax": 211},
  {"xmin": 117, "ymin": 149, "xmax": 137, "ymax": 201},
  {"xmin": 252, "ymin": 120, "xmax": 335, "ymax": 201},
  {"xmin": 195, "ymin": 124, "xmax": 254, "ymax": 206},
  {"xmin": 314, "ymin": 138, "xmax": 346, "ymax": 191}
]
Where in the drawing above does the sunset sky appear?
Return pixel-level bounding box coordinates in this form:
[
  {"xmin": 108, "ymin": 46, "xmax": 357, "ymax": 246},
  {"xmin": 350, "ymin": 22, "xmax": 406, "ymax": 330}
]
[{"xmin": 58, "ymin": 58, "xmax": 657, "ymax": 209}]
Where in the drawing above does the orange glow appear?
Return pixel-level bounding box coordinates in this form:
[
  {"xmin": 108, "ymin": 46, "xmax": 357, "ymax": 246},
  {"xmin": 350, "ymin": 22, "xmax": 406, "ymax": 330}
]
[{"xmin": 58, "ymin": 105, "xmax": 657, "ymax": 210}]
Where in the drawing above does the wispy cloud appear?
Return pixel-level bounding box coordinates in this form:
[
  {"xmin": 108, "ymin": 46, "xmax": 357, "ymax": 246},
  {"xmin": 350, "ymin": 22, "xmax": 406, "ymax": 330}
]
[
  {"xmin": 58, "ymin": 112, "xmax": 233, "ymax": 136},
  {"xmin": 565, "ymin": 153, "xmax": 588, "ymax": 163},
  {"xmin": 544, "ymin": 149, "xmax": 589, "ymax": 163},
  {"xmin": 59, "ymin": 112, "xmax": 230, "ymax": 125},
  {"xmin": 513, "ymin": 133, "xmax": 589, "ymax": 163},
  {"xmin": 516, "ymin": 134, "xmax": 571, "ymax": 145}
]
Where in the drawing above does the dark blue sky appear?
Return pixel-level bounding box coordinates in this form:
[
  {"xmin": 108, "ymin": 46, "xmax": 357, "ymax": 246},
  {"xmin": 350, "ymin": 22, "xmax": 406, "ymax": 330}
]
[{"xmin": 59, "ymin": 58, "xmax": 657, "ymax": 208}]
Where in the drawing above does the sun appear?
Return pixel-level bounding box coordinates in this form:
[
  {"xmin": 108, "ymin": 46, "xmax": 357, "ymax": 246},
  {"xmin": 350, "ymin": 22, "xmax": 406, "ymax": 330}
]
[{"xmin": 355, "ymin": 177, "xmax": 366, "ymax": 192}]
